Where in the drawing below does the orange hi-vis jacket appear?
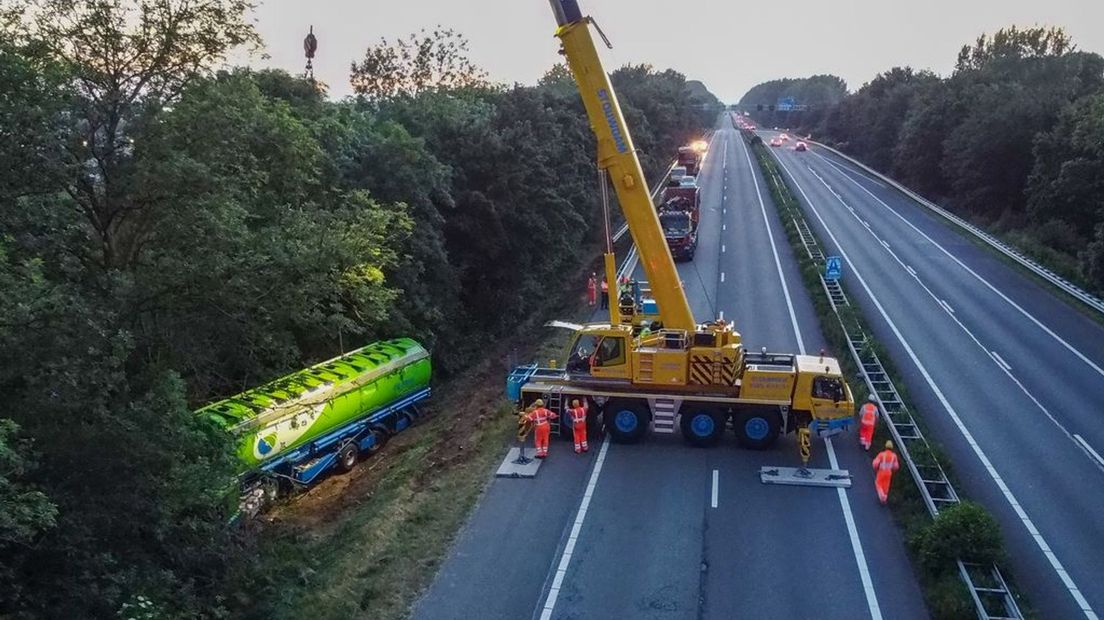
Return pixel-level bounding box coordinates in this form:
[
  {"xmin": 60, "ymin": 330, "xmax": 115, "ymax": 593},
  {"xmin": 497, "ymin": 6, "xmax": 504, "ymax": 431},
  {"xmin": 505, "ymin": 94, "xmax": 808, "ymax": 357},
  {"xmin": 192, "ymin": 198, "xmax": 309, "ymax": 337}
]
[
  {"xmin": 527, "ymin": 407, "xmax": 558, "ymax": 427},
  {"xmin": 860, "ymin": 403, "xmax": 877, "ymax": 427},
  {"xmin": 570, "ymin": 404, "xmax": 588, "ymax": 429},
  {"xmin": 873, "ymin": 449, "xmax": 899, "ymax": 473}
]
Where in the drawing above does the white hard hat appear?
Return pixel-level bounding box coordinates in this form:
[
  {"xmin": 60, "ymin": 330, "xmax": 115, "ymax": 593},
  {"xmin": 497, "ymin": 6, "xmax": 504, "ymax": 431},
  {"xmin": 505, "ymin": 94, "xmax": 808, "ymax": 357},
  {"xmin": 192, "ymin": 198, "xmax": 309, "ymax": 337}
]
[{"xmin": 867, "ymin": 394, "xmax": 877, "ymax": 402}]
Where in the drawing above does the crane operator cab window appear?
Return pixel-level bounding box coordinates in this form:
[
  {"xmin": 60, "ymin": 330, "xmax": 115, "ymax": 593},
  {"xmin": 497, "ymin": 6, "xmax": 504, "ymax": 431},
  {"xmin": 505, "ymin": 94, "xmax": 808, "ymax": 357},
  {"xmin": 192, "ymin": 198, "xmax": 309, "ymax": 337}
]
[
  {"xmin": 590, "ymin": 336, "xmax": 629, "ymax": 379},
  {"xmin": 566, "ymin": 334, "xmax": 599, "ymax": 374},
  {"xmin": 812, "ymin": 375, "xmax": 844, "ymax": 403}
]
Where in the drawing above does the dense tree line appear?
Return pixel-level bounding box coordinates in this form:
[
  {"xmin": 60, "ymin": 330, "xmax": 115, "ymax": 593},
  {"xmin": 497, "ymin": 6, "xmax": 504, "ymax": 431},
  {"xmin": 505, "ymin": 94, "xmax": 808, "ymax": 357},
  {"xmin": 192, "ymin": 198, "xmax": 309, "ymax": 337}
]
[
  {"xmin": 742, "ymin": 27, "xmax": 1104, "ymax": 290},
  {"xmin": 0, "ymin": 1, "xmax": 718, "ymax": 617}
]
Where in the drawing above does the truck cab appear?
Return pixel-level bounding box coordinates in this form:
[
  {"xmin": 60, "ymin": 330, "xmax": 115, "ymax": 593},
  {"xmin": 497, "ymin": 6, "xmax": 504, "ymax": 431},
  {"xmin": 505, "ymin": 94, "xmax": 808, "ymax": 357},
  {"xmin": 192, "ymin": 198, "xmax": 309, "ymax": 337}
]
[{"xmin": 660, "ymin": 210, "xmax": 697, "ymax": 260}]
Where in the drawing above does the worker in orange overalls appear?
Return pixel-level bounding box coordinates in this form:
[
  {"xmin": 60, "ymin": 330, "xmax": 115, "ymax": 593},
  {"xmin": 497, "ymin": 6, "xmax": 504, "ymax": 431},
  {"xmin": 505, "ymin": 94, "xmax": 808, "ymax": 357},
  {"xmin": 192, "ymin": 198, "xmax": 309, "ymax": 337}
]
[
  {"xmin": 587, "ymin": 273, "xmax": 597, "ymax": 307},
  {"xmin": 858, "ymin": 394, "xmax": 878, "ymax": 451},
  {"xmin": 526, "ymin": 399, "xmax": 559, "ymax": 458},
  {"xmin": 568, "ymin": 398, "xmax": 589, "ymax": 453},
  {"xmin": 872, "ymin": 440, "xmax": 900, "ymax": 505}
]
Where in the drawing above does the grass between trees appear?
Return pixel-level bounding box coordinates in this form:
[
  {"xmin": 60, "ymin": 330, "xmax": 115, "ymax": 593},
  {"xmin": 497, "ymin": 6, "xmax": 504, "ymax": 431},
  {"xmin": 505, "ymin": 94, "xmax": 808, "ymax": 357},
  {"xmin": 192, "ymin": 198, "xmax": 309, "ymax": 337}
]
[{"xmin": 748, "ymin": 135, "xmax": 1031, "ymax": 619}]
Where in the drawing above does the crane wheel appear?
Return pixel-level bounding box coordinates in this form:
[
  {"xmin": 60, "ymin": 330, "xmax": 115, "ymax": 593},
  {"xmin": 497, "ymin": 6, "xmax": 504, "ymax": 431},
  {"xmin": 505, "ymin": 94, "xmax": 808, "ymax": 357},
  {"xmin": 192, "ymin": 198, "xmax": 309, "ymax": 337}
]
[
  {"xmin": 680, "ymin": 408, "xmax": 725, "ymax": 447},
  {"xmin": 605, "ymin": 400, "xmax": 649, "ymax": 444},
  {"xmin": 733, "ymin": 409, "xmax": 781, "ymax": 449},
  {"xmin": 336, "ymin": 441, "xmax": 360, "ymax": 473}
]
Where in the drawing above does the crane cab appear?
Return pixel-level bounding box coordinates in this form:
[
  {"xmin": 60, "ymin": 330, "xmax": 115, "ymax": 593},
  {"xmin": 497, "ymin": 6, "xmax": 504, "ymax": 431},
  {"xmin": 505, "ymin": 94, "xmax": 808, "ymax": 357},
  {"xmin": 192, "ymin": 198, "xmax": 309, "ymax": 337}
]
[{"xmin": 563, "ymin": 321, "xmax": 746, "ymax": 389}]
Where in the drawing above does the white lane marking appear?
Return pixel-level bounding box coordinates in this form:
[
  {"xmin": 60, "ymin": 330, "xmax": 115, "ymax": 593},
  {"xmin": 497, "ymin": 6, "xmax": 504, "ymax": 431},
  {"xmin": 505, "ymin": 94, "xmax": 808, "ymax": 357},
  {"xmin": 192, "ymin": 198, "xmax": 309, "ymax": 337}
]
[
  {"xmin": 825, "ymin": 437, "xmax": 882, "ymax": 620},
  {"xmin": 722, "ymin": 244, "xmax": 726, "ymax": 253},
  {"xmin": 1075, "ymin": 434, "xmax": 1104, "ymax": 468},
  {"xmin": 741, "ymin": 137, "xmax": 882, "ymax": 620},
  {"xmin": 739, "ymin": 134, "xmax": 805, "ymax": 350},
  {"xmin": 538, "ymin": 437, "xmax": 611, "ymax": 620},
  {"xmin": 722, "ymin": 142, "xmax": 727, "ymax": 169},
  {"xmin": 905, "ymin": 265, "xmax": 917, "ymax": 277},
  {"xmin": 879, "ymin": 239, "xmax": 890, "ymax": 250},
  {"xmin": 775, "ymin": 155, "xmax": 1099, "ymax": 620},
  {"xmin": 711, "ymin": 469, "xmax": 719, "ymax": 508},
  {"xmin": 720, "ymin": 272, "xmax": 726, "ymax": 283},
  {"xmin": 940, "ymin": 299, "xmax": 955, "ymax": 314},
  {"xmin": 990, "ymin": 351, "xmax": 1012, "ymax": 371},
  {"xmin": 718, "ymin": 310, "xmax": 724, "ymax": 320},
  {"xmin": 808, "ymin": 166, "xmax": 1104, "ymax": 474},
  {"xmin": 828, "ymin": 160, "xmax": 1104, "ymax": 381},
  {"xmin": 815, "ymin": 151, "xmax": 887, "ymax": 188},
  {"xmin": 722, "ymin": 207, "xmax": 726, "ymax": 216}
]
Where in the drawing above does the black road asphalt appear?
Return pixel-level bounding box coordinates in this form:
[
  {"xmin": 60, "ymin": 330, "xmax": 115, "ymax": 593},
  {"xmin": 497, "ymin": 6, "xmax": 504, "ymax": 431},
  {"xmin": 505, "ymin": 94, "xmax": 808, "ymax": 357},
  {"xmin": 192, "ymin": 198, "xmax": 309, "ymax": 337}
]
[
  {"xmin": 412, "ymin": 120, "xmax": 927, "ymax": 620},
  {"xmin": 765, "ymin": 131, "xmax": 1104, "ymax": 619}
]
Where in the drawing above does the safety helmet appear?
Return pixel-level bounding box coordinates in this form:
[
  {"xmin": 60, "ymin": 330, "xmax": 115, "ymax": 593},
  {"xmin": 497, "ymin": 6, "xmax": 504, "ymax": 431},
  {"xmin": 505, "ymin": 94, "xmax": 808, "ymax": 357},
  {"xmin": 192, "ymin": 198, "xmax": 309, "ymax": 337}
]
[
  {"xmin": 572, "ymin": 399, "xmax": 580, "ymax": 407},
  {"xmin": 534, "ymin": 399, "xmax": 544, "ymax": 407},
  {"xmin": 885, "ymin": 440, "xmax": 894, "ymax": 450},
  {"xmin": 867, "ymin": 394, "xmax": 877, "ymax": 403}
]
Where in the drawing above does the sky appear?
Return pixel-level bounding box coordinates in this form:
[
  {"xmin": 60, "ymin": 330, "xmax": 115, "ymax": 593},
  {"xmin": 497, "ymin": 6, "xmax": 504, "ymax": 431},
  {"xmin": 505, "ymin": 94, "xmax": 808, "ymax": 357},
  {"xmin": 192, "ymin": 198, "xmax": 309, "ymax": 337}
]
[{"xmin": 238, "ymin": 0, "xmax": 1104, "ymax": 103}]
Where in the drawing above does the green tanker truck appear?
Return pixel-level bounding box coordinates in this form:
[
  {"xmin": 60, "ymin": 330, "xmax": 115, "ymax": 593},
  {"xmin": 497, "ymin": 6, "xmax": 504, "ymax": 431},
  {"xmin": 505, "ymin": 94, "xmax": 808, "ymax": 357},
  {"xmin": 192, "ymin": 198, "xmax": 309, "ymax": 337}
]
[{"xmin": 196, "ymin": 337, "xmax": 431, "ymax": 513}]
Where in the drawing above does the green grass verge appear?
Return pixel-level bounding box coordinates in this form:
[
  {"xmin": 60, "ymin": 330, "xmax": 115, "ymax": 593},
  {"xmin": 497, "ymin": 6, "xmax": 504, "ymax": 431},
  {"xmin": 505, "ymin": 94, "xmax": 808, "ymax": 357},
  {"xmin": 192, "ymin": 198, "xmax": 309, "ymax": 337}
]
[
  {"xmin": 226, "ymin": 397, "xmax": 516, "ymax": 619},
  {"xmin": 749, "ymin": 135, "xmax": 1034, "ymax": 619}
]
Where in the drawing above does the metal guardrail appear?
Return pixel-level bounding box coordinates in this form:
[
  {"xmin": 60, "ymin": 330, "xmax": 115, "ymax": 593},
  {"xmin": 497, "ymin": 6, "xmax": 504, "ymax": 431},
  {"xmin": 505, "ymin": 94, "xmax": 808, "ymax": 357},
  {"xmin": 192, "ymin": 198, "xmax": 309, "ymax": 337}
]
[
  {"xmin": 810, "ymin": 141, "xmax": 1104, "ymax": 316},
  {"xmin": 766, "ymin": 157, "xmax": 1023, "ymax": 620}
]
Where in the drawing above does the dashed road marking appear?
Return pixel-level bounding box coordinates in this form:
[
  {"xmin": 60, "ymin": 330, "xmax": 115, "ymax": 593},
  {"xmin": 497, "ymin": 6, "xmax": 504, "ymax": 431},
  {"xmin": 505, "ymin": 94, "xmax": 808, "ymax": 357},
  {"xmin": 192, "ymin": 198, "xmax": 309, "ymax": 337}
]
[{"xmin": 711, "ymin": 469, "xmax": 719, "ymax": 508}]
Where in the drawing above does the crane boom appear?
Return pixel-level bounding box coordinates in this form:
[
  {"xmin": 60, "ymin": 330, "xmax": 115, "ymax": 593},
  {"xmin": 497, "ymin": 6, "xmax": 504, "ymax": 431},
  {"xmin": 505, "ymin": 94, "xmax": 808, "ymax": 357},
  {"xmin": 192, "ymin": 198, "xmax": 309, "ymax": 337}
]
[{"xmin": 549, "ymin": 0, "xmax": 696, "ymax": 333}]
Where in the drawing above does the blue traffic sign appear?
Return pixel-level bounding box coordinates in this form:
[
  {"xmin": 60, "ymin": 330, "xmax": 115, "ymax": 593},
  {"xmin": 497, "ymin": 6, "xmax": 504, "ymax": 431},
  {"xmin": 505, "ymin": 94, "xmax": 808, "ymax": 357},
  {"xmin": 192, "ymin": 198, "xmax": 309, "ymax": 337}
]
[{"xmin": 825, "ymin": 256, "xmax": 842, "ymax": 280}]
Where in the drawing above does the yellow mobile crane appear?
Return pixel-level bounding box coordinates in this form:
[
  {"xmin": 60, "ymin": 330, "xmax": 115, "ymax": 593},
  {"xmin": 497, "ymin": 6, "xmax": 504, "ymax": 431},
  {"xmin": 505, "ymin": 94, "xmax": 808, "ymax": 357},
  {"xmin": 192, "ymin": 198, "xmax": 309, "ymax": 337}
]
[{"xmin": 507, "ymin": 0, "xmax": 854, "ymax": 463}]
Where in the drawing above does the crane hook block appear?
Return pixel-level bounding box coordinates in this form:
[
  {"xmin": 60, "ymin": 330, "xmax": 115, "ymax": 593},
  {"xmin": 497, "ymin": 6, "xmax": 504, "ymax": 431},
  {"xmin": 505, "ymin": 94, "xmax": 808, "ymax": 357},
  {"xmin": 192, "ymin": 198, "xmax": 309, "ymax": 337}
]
[{"xmin": 304, "ymin": 25, "xmax": 318, "ymax": 59}]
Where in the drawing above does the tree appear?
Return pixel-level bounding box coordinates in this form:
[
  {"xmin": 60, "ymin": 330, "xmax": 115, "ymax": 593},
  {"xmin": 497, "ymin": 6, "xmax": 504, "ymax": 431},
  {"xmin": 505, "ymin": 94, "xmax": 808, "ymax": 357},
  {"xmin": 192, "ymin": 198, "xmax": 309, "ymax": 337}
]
[
  {"xmin": 1027, "ymin": 93, "xmax": 1104, "ymax": 252},
  {"xmin": 955, "ymin": 26, "xmax": 1074, "ymax": 73},
  {"xmin": 350, "ymin": 28, "xmax": 489, "ymax": 101},
  {"xmin": 22, "ymin": 0, "xmax": 261, "ymax": 269}
]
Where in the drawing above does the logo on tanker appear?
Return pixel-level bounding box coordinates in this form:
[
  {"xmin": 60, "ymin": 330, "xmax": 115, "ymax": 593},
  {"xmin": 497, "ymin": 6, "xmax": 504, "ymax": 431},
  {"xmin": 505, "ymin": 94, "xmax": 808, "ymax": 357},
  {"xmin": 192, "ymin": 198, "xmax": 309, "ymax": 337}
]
[
  {"xmin": 256, "ymin": 432, "xmax": 278, "ymax": 457},
  {"xmin": 597, "ymin": 88, "xmax": 628, "ymax": 153}
]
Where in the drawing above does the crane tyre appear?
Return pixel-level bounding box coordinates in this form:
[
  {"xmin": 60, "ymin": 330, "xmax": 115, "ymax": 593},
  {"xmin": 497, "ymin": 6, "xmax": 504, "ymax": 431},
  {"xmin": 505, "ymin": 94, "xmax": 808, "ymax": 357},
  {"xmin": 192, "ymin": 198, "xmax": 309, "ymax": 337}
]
[
  {"xmin": 605, "ymin": 400, "xmax": 649, "ymax": 444},
  {"xmin": 680, "ymin": 407, "xmax": 725, "ymax": 447},
  {"xmin": 733, "ymin": 409, "xmax": 781, "ymax": 449}
]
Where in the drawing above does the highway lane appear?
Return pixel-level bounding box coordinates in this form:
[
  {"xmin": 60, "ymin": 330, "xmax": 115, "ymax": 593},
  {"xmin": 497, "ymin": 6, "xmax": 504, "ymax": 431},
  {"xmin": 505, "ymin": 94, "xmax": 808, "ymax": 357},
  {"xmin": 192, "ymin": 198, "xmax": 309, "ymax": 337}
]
[
  {"xmin": 414, "ymin": 120, "xmax": 927, "ymax": 619},
  {"xmin": 765, "ymin": 132, "xmax": 1104, "ymax": 619}
]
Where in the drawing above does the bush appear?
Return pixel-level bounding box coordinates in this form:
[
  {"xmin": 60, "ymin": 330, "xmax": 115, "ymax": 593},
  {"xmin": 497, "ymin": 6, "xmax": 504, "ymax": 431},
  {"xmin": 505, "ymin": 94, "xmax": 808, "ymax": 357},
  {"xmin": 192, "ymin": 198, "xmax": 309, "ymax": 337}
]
[
  {"xmin": 912, "ymin": 501, "xmax": 1003, "ymax": 571},
  {"xmin": 927, "ymin": 573, "xmax": 975, "ymax": 620}
]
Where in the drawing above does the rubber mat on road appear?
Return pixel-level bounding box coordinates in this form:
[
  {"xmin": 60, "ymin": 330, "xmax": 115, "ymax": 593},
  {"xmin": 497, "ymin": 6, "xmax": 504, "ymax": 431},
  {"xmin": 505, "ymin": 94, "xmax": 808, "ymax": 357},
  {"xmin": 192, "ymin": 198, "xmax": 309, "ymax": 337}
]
[
  {"xmin": 759, "ymin": 466, "xmax": 851, "ymax": 488},
  {"xmin": 495, "ymin": 447, "xmax": 543, "ymax": 478}
]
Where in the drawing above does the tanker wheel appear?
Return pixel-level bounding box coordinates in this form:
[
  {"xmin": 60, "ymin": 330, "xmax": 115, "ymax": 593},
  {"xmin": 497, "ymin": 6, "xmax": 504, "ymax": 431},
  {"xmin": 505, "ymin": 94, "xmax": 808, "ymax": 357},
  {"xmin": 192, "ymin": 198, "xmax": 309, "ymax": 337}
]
[
  {"xmin": 733, "ymin": 409, "xmax": 781, "ymax": 450},
  {"xmin": 336, "ymin": 441, "xmax": 359, "ymax": 473},
  {"xmin": 606, "ymin": 400, "xmax": 649, "ymax": 444},
  {"xmin": 680, "ymin": 407, "xmax": 725, "ymax": 447},
  {"xmin": 364, "ymin": 425, "xmax": 389, "ymax": 455}
]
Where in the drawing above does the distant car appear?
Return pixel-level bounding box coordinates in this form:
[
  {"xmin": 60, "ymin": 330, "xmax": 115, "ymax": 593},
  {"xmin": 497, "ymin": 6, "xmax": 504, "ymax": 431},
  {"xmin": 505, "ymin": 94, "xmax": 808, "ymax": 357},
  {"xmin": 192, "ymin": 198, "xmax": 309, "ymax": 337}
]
[
  {"xmin": 669, "ymin": 165, "xmax": 687, "ymax": 184},
  {"xmin": 679, "ymin": 176, "xmax": 698, "ymax": 187},
  {"xmin": 747, "ymin": 125, "xmax": 756, "ymax": 131},
  {"xmin": 769, "ymin": 138, "xmax": 782, "ymax": 147},
  {"xmin": 795, "ymin": 141, "xmax": 808, "ymax": 152},
  {"xmin": 779, "ymin": 133, "xmax": 790, "ymax": 141}
]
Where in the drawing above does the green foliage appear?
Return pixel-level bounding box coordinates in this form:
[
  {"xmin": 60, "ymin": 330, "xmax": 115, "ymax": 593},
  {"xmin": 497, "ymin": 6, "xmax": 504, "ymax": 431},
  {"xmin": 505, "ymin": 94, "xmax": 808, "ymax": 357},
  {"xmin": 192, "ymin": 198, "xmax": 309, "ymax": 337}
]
[
  {"xmin": 927, "ymin": 573, "xmax": 975, "ymax": 620},
  {"xmin": 0, "ymin": 9, "xmax": 717, "ymax": 617},
  {"xmin": 350, "ymin": 27, "xmax": 489, "ymax": 100},
  {"xmin": 912, "ymin": 501, "xmax": 1004, "ymax": 571},
  {"xmin": 0, "ymin": 420, "xmax": 57, "ymax": 545},
  {"xmin": 742, "ymin": 25, "xmax": 1104, "ymax": 294}
]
